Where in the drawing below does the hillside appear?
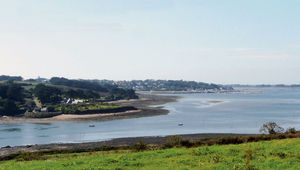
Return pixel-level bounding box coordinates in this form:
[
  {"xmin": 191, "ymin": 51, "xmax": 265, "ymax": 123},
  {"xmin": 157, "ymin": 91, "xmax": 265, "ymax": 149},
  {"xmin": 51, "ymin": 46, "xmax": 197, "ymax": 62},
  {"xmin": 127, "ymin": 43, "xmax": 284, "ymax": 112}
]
[
  {"xmin": 1, "ymin": 137, "xmax": 299, "ymax": 169},
  {"xmin": 0, "ymin": 77, "xmax": 138, "ymax": 117},
  {"xmin": 99, "ymin": 79, "xmax": 233, "ymax": 91}
]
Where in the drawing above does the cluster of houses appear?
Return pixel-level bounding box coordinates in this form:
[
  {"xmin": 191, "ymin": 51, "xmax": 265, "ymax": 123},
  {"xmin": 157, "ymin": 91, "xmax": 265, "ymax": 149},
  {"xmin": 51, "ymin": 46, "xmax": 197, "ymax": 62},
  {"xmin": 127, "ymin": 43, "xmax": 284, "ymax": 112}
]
[
  {"xmin": 32, "ymin": 98, "xmax": 84, "ymax": 113},
  {"xmin": 61, "ymin": 98, "xmax": 84, "ymax": 104},
  {"xmin": 33, "ymin": 107, "xmax": 48, "ymax": 113}
]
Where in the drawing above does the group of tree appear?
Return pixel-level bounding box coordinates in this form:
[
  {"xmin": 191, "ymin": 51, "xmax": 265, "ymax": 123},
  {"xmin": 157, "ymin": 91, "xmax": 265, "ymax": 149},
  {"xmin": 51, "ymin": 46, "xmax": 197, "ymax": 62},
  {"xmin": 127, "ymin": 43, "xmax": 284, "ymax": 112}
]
[
  {"xmin": 0, "ymin": 75, "xmax": 23, "ymax": 81},
  {"xmin": 0, "ymin": 79, "xmax": 138, "ymax": 115},
  {"xmin": 0, "ymin": 82, "xmax": 25, "ymax": 116},
  {"xmin": 64, "ymin": 89, "xmax": 100, "ymax": 99},
  {"xmin": 33, "ymin": 84, "xmax": 101, "ymax": 104},
  {"xmin": 49, "ymin": 77, "xmax": 109, "ymax": 92},
  {"xmin": 49, "ymin": 77, "xmax": 138, "ymax": 100},
  {"xmin": 260, "ymin": 122, "xmax": 297, "ymax": 134},
  {"xmin": 33, "ymin": 84, "xmax": 62, "ymax": 104},
  {"xmin": 111, "ymin": 79, "xmax": 231, "ymax": 91},
  {"xmin": 108, "ymin": 88, "xmax": 138, "ymax": 100}
]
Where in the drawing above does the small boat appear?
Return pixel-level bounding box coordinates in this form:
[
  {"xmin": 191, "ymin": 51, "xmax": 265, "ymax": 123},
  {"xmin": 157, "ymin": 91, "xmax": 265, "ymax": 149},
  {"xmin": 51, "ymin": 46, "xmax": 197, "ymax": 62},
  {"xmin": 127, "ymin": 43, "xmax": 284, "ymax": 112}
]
[
  {"xmin": 89, "ymin": 125, "xmax": 95, "ymax": 127},
  {"xmin": 178, "ymin": 123, "xmax": 184, "ymax": 126}
]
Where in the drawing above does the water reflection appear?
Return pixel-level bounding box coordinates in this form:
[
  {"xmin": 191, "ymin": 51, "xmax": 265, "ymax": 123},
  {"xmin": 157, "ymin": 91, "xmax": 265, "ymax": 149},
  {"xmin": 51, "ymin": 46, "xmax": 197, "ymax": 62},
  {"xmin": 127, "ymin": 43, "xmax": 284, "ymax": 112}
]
[
  {"xmin": 0, "ymin": 128, "xmax": 21, "ymax": 132},
  {"xmin": 34, "ymin": 126, "xmax": 59, "ymax": 130}
]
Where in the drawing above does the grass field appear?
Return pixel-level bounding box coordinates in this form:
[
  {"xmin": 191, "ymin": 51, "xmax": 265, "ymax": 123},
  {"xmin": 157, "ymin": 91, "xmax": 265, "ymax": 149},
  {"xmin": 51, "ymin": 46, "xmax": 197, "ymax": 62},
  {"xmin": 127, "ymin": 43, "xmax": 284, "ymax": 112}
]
[
  {"xmin": 55, "ymin": 103, "xmax": 120, "ymax": 112},
  {"xmin": 0, "ymin": 138, "xmax": 299, "ymax": 170}
]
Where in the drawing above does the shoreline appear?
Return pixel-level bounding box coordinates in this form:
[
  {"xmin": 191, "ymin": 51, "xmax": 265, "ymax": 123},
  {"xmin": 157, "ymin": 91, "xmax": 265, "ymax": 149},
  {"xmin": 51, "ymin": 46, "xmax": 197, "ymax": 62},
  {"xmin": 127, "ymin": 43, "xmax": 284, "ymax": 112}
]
[
  {"xmin": 0, "ymin": 132, "xmax": 251, "ymax": 157},
  {"xmin": 0, "ymin": 94, "xmax": 180, "ymax": 124},
  {"xmin": 137, "ymin": 89, "xmax": 262, "ymax": 94}
]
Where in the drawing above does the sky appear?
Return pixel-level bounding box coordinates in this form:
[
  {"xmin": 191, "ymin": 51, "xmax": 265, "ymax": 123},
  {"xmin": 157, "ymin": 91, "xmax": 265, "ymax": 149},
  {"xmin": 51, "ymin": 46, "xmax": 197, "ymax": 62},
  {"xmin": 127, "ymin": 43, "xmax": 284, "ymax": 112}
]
[{"xmin": 1, "ymin": 0, "xmax": 300, "ymax": 84}]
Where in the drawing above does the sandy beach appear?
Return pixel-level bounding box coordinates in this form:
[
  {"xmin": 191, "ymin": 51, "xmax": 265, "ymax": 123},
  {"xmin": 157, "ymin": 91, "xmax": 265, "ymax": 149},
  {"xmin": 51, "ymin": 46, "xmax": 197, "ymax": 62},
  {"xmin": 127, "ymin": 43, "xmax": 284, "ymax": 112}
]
[{"xmin": 48, "ymin": 110, "xmax": 141, "ymax": 121}]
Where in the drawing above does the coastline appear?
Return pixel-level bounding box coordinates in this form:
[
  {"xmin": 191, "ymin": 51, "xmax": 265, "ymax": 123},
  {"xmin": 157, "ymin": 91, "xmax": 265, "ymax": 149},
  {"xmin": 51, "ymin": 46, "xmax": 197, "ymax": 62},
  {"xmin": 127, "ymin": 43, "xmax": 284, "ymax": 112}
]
[
  {"xmin": 137, "ymin": 89, "xmax": 262, "ymax": 94},
  {"xmin": 0, "ymin": 132, "xmax": 250, "ymax": 158},
  {"xmin": 0, "ymin": 94, "xmax": 180, "ymax": 124}
]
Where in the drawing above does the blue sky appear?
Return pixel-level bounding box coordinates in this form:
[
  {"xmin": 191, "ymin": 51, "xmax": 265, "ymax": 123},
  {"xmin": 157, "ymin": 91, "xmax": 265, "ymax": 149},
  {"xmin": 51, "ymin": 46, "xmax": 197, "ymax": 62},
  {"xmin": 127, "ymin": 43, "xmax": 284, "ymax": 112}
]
[{"xmin": 1, "ymin": 0, "xmax": 300, "ymax": 84}]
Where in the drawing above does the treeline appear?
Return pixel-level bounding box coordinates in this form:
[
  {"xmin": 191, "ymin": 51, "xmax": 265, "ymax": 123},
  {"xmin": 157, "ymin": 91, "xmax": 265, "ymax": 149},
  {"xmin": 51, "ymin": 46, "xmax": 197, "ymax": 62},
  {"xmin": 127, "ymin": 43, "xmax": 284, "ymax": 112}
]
[
  {"xmin": 33, "ymin": 84, "xmax": 100, "ymax": 104},
  {"xmin": 0, "ymin": 82, "xmax": 25, "ymax": 116},
  {"xmin": 112, "ymin": 80, "xmax": 230, "ymax": 91},
  {"xmin": 108, "ymin": 88, "xmax": 137, "ymax": 100},
  {"xmin": 0, "ymin": 75, "xmax": 23, "ymax": 81},
  {"xmin": 49, "ymin": 77, "xmax": 109, "ymax": 92},
  {"xmin": 49, "ymin": 77, "xmax": 138, "ymax": 100},
  {"xmin": 0, "ymin": 77, "xmax": 138, "ymax": 116}
]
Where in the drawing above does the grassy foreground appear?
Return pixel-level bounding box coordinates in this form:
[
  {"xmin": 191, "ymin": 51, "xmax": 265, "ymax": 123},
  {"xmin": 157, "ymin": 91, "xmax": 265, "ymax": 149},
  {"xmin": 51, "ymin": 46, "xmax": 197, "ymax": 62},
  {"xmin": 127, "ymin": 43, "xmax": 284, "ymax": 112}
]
[{"xmin": 0, "ymin": 138, "xmax": 300, "ymax": 170}]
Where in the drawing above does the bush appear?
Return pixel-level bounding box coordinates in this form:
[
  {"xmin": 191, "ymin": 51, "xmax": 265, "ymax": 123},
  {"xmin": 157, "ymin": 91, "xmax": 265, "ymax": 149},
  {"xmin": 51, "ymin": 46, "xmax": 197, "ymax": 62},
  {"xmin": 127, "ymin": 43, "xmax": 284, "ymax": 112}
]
[
  {"xmin": 47, "ymin": 106, "xmax": 55, "ymax": 112},
  {"xmin": 217, "ymin": 136, "xmax": 243, "ymax": 145},
  {"xmin": 132, "ymin": 140, "xmax": 147, "ymax": 151},
  {"xmin": 180, "ymin": 139, "xmax": 193, "ymax": 148},
  {"xmin": 164, "ymin": 136, "xmax": 183, "ymax": 148},
  {"xmin": 285, "ymin": 127, "xmax": 296, "ymax": 134},
  {"xmin": 0, "ymin": 99, "xmax": 22, "ymax": 116},
  {"xmin": 16, "ymin": 152, "xmax": 46, "ymax": 161},
  {"xmin": 24, "ymin": 112, "xmax": 61, "ymax": 118}
]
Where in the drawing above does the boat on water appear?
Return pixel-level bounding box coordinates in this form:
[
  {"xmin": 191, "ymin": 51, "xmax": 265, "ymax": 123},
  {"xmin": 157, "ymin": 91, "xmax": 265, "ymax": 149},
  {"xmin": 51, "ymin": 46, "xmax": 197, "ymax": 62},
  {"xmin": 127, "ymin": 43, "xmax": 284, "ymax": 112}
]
[
  {"xmin": 178, "ymin": 123, "xmax": 184, "ymax": 126},
  {"xmin": 89, "ymin": 125, "xmax": 95, "ymax": 127}
]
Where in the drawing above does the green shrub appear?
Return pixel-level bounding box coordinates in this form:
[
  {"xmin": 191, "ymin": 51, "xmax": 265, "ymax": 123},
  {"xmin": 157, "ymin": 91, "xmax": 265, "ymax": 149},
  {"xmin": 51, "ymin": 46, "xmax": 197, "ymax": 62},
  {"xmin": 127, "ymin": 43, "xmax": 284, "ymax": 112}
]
[
  {"xmin": 285, "ymin": 127, "xmax": 296, "ymax": 134},
  {"xmin": 16, "ymin": 152, "xmax": 46, "ymax": 161},
  {"xmin": 180, "ymin": 139, "xmax": 193, "ymax": 148},
  {"xmin": 164, "ymin": 136, "xmax": 183, "ymax": 148},
  {"xmin": 217, "ymin": 136, "xmax": 243, "ymax": 145},
  {"xmin": 132, "ymin": 140, "xmax": 148, "ymax": 151}
]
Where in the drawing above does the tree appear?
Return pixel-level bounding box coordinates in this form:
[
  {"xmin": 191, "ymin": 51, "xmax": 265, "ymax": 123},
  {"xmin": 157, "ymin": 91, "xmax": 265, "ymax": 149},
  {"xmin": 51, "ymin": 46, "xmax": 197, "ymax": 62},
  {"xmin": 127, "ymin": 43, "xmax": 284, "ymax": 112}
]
[
  {"xmin": 33, "ymin": 84, "xmax": 62, "ymax": 104},
  {"xmin": 6, "ymin": 83, "xmax": 24, "ymax": 102},
  {"xmin": 49, "ymin": 77, "xmax": 108, "ymax": 92},
  {"xmin": 0, "ymin": 99, "xmax": 21, "ymax": 116},
  {"xmin": 0, "ymin": 75, "xmax": 23, "ymax": 81},
  {"xmin": 49, "ymin": 77, "xmax": 138, "ymax": 100},
  {"xmin": 0, "ymin": 83, "xmax": 24, "ymax": 101},
  {"xmin": 259, "ymin": 122, "xmax": 284, "ymax": 134},
  {"xmin": 0, "ymin": 82, "xmax": 25, "ymax": 116}
]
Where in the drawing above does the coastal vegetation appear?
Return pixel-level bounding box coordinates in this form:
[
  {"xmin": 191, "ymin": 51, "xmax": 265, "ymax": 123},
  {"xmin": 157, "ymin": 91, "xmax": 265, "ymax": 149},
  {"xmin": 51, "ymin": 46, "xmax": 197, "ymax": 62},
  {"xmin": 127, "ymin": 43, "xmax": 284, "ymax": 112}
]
[
  {"xmin": 0, "ymin": 75, "xmax": 23, "ymax": 81},
  {"xmin": 259, "ymin": 122, "xmax": 285, "ymax": 134},
  {"xmin": 105, "ymin": 79, "xmax": 232, "ymax": 91},
  {"xmin": 0, "ymin": 82, "xmax": 26, "ymax": 116},
  {"xmin": 1, "ymin": 133, "xmax": 299, "ymax": 169},
  {"xmin": 0, "ymin": 75, "xmax": 233, "ymax": 117},
  {"xmin": 0, "ymin": 76, "xmax": 139, "ymax": 117}
]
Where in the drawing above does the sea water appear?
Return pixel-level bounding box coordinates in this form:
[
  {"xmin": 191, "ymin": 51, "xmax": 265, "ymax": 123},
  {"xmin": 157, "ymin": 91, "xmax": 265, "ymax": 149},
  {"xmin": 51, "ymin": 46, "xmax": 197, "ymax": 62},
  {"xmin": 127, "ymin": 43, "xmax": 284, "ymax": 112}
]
[{"xmin": 1, "ymin": 87, "xmax": 300, "ymax": 147}]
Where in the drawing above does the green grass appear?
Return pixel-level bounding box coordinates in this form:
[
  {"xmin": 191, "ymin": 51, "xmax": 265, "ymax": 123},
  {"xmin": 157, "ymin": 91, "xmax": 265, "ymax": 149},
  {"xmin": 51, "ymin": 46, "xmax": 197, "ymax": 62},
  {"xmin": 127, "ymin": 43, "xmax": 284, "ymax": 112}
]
[
  {"xmin": 56, "ymin": 103, "xmax": 120, "ymax": 112},
  {"xmin": 77, "ymin": 103, "xmax": 120, "ymax": 111},
  {"xmin": 33, "ymin": 97, "xmax": 42, "ymax": 108},
  {"xmin": 1, "ymin": 138, "xmax": 300, "ymax": 170}
]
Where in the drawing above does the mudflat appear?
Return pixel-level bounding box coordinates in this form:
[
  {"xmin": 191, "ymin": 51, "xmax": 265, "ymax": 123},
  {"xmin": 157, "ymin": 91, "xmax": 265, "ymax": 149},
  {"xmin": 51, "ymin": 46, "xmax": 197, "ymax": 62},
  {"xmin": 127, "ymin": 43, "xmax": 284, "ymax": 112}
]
[{"xmin": 0, "ymin": 132, "xmax": 249, "ymax": 158}]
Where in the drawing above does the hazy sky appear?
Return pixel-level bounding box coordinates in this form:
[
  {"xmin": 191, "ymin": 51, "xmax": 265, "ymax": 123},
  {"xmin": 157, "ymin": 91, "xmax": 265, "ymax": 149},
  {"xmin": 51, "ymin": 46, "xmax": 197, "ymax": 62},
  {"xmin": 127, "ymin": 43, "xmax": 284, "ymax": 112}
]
[{"xmin": 1, "ymin": 0, "xmax": 300, "ymax": 84}]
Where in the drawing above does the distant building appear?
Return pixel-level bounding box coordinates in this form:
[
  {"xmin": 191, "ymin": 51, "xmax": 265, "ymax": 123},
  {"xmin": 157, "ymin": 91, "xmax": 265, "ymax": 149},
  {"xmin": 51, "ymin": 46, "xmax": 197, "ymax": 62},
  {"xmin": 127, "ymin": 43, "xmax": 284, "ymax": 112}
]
[
  {"xmin": 67, "ymin": 98, "xmax": 73, "ymax": 104},
  {"xmin": 41, "ymin": 108, "xmax": 48, "ymax": 112},
  {"xmin": 72, "ymin": 99, "xmax": 83, "ymax": 104}
]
